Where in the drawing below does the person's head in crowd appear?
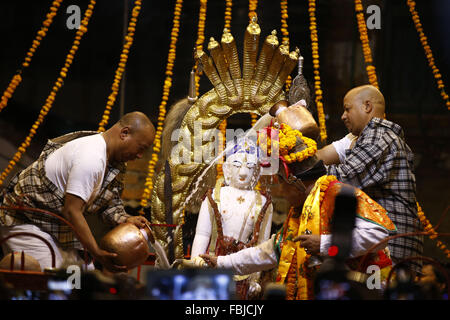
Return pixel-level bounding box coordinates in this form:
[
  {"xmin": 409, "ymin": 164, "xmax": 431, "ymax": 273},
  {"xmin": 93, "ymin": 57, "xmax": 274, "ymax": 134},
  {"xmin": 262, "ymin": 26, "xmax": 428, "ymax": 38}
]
[{"xmin": 417, "ymin": 262, "xmax": 448, "ymax": 295}]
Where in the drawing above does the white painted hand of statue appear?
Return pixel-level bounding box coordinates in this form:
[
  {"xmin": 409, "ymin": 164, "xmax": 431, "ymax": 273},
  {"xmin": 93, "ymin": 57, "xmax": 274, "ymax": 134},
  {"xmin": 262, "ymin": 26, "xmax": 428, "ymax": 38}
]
[{"xmin": 248, "ymin": 280, "xmax": 262, "ymax": 298}]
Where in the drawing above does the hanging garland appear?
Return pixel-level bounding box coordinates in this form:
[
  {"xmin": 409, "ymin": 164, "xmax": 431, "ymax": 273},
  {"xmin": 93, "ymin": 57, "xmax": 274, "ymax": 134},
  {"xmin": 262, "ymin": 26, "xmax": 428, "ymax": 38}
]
[
  {"xmin": 0, "ymin": 0, "xmax": 64, "ymax": 113},
  {"xmin": 98, "ymin": 0, "xmax": 142, "ymax": 132},
  {"xmin": 417, "ymin": 203, "xmax": 450, "ymax": 258},
  {"xmin": 406, "ymin": 0, "xmax": 450, "ymax": 258},
  {"xmin": 217, "ymin": 0, "xmax": 233, "ymax": 180},
  {"xmin": 139, "ymin": 0, "xmax": 184, "ymax": 210},
  {"xmin": 0, "ymin": 0, "xmax": 96, "ymax": 186},
  {"xmin": 224, "ymin": 0, "xmax": 232, "ymax": 31},
  {"xmin": 280, "ymin": 0, "xmax": 292, "ymax": 91},
  {"xmin": 354, "ymin": 0, "xmax": 379, "ymax": 89},
  {"xmin": 406, "ymin": 0, "xmax": 449, "ymax": 110},
  {"xmin": 308, "ymin": 0, "xmax": 327, "ymax": 142},
  {"xmin": 248, "ymin": 0, "xmax": 258, "ymax": 126},
  {"xmin": 194, "ymin": 0, "xmax": 208, "ymax": 97}
]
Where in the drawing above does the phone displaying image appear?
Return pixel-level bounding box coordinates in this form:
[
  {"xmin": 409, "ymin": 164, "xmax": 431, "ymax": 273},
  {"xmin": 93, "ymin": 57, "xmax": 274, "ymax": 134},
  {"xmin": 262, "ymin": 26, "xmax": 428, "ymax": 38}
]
[{"xmin": 146, "ymin": 269, "xmax": 236, "ymax": 300}]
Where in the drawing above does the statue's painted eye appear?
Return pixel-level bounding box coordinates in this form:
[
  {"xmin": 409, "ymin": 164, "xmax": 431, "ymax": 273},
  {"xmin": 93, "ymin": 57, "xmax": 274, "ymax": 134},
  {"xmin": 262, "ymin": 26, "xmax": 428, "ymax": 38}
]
[
  {"xmin": 232, "ymin": 160, "xmax": 242, "ymax": 167},
  {"xmin": 246, "ymin": 162, "xmax": 256, "ymax": 169}
]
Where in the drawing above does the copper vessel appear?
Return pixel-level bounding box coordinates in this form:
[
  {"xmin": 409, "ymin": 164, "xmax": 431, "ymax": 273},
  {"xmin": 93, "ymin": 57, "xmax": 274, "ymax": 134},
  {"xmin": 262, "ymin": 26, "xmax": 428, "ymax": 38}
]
[
  {"xmin": 269, "ymin": 100, "xmax": 319, "ymax": 139},
  {"xmin": 0, "ymin": 252, "xmax": 41, "ymax": 271},
  {"xmin": 99, "ymin": 223, "xmax": 151, "ymax": 270}
]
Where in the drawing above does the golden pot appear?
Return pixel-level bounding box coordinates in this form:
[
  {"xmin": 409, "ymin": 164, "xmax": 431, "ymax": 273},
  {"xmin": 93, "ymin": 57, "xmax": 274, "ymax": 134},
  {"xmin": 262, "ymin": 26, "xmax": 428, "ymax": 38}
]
[
  {"xmin": 0, "ymin": 252, "xmax": 41, "ymax": 271},
  {"xmin": 99, "ymin": 223, "xmax": 151, "ymax": 269},
  {"xmin": 270, "ymin": 100, "xmax": 319, "ymax": 139}
]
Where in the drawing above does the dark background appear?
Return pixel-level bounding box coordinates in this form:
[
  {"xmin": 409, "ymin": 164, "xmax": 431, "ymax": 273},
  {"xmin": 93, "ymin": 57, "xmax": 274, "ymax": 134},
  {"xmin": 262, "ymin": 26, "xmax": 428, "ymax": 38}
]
[{"xmin": 0, "ymin": 0, "xmax": 449, "ymax": 262}]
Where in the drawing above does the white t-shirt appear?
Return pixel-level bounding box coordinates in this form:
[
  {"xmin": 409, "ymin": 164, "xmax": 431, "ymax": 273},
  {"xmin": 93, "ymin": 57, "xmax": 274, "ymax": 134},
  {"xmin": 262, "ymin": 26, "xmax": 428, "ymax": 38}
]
[
  {"xmin": 45, "ymin": 133, "xmax": 107, "ymax": 207},
  {"xmin": 331, "ymin": 133, "xmax": 358, "ymax": 163}
]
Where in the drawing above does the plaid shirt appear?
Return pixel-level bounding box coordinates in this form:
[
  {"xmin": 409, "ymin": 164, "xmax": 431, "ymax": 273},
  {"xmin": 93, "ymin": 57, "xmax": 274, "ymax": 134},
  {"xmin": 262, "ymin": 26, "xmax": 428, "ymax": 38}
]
[
  {"xmin": 327, "ymin": 118, "xmax": 423, "ymax": 272},
  {"xmin": 0, "ymin": 131, "xmax": 131, "ymax": 250}
]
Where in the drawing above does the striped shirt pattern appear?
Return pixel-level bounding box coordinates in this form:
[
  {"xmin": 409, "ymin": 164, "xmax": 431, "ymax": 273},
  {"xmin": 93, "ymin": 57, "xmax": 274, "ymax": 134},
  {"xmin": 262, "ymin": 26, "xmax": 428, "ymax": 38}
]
[{"xmin": 327, "ymin": 118, "xmax": 423, "ymax": 272}]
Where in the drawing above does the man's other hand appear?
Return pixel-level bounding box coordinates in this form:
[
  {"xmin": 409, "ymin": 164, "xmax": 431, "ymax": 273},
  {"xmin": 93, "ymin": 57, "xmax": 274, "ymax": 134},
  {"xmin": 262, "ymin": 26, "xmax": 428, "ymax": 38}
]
[
  {"xmin": 126, "ymin": 215, "xmax": 149, "ymax": 229},
  {"xmin": 94, "ymin": 248, "xmax": 127, "ymax": 273}
]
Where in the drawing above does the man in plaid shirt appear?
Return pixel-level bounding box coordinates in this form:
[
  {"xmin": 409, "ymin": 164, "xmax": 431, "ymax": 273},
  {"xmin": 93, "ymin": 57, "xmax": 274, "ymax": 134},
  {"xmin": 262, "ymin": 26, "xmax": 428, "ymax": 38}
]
[
  {"xmin": 317, "ymin": 85, "xmax": 423, "ymax": 273},
  {"xmin": 0, "ymin": 112, "xmax": 155, "ymax": 272}
]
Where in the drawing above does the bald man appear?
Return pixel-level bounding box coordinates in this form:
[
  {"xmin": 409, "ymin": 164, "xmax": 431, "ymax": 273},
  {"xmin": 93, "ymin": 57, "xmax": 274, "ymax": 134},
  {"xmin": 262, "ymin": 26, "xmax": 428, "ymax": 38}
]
[
  {"xmin": 0, "ymin": 112, "xmax": 155, "ymax": 273},
  {"xmin": 316, "ymin": 85, "xmax": 423, "ymax": 273}
]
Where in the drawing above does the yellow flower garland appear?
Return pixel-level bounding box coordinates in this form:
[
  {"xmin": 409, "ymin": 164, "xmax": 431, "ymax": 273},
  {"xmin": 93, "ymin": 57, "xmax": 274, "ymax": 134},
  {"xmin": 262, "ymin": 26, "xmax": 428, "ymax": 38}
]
[
  {"xmin": 417, "ymin": 202, "xmax": 450, "ymax": 258},
  {"xmin": 249, "ymin": 0, "xmax": 259, "ymax": 126},
  {"xmin": 308, "ymin": 0, "xmax": 327, "ymax": 142},
  {"xmin": 407, "ymin": 0, "xmax": 449, "ymax": 110},
  {"xmin": 280, "ymin": 124, "xmax": 317, "ymax": 164},
  {"xmin": 224, "ymin": 0, "xmax": 232, "ymax": 31},
  {"xmin": 0, "ymin": 0, "xmax": 96, "ymax": 186},
  {"xmin": 258, "ymin": 124, "xmax": 317, "ymax": 164},
  {"xmin": 280, "ymin": 0, "xmax": 292, "ymax": 91},
  {"xmin": 0, "ymin": 0, "xmax": 63, "ymax": 113},
  {"xmin": 354, "ymin": 0, "xmax": 379, "ymax": 89},
  {"xmin": 194, "ymin": 0, "xmax": 208, "ymax": 97},
  {"xmin": 98, "ymin": 0, "xmax": 142, "ymax": 132},
  {"xmin": 216, "ymin": 0, "xmax": 233, "ymax": 180},
  {"xmin": 139, "ymin": 0, "xmax": 184, "ymax": 210}
]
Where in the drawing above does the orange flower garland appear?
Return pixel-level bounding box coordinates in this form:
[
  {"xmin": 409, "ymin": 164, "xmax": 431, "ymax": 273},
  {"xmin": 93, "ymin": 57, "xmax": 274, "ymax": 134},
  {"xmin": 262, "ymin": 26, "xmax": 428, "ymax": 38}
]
[
  {"xmin": 248, "ymin": 0, "xmax": 258, "ymax": 126},
  {"xmin": 407, "ymin": 0, "xmax": 449, "ymax": 110},
  {"xmin": 279, "ymin": 124, "xmax": 317, "ymax": 164},
  {"xmin": 308, "ymin": 0, "xmax": 327, "ymax": 142},
  {"xmin": 417, "ymin": 202, "xmax": 450, "ymax": 258},
  {"xmin": 0, "ymin": 0, "xmax": 63, "ymax": 113},
  {"xmin": 248, "ymin": 0, "xmax": 258, "ymax": 22},
  {"xmin": 194, "ymin": 0, "xmax": 208, "ymax": 97},
  {"xmin": 139, "ymin": 0, "xmax": 184, "ymax": 210},
  {"xmin": 280, "ymin": 0, "xmax": 292, "ymax": 91},
  {"xmin": 224, "ymin": 0, "xmax": 232, "ymax": 31},
  {"xmin": 0, "ymin": 0, "xmax": 96, "ymax": 186},
  {"xmin": 98, "ymin": 0, "xmax": 141, "ymax": 132},
  {"xmin": 217, "ymin": 0, "xmax": 233, "ymax": 180},
  {"xmin": 354, "ymin": 0, "xmax": 379, "ymax": 89}
]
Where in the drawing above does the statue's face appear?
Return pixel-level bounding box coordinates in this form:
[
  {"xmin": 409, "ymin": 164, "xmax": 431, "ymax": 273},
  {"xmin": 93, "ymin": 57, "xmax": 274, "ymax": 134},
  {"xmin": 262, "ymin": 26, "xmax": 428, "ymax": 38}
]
[{"xmin": 223, "ymin": 152, "xmax": 259, "ymax": 190}]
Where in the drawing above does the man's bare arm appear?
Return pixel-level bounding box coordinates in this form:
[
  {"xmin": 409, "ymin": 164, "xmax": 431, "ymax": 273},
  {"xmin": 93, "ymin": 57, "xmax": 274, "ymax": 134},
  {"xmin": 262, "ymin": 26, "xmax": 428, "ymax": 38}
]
[
  {"xmin": 316, "ymin": 144, "xmax": 341, "ymax": 165},
  {"xmin": 61, "ymin": 193, "xmax": 127, "ymax": 272}
]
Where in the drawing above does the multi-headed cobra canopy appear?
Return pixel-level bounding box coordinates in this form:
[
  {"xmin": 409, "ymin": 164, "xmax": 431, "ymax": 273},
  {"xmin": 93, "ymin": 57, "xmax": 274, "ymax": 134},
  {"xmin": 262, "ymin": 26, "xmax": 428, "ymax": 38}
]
[{"xmin": 150, "ymin": 18, "xmax": 300, "ymax": 263}]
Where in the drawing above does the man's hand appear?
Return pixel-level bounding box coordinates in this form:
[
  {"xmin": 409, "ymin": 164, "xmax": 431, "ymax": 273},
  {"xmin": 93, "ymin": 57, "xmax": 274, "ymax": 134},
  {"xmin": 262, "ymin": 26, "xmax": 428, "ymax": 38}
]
[
  {"xmin": 93, "ymin": 248, "xmax": 128, "ymax": 273},
  {"xmin": 126, "ymin": 215, "xmax": 149, "ymax": 229},
  {"xmin": 293, "ymin": 234, "xmax": 321, "ymax": 255},
  {"xmin": 199, "ymin": 254, "xmax": 217, "ymax": 268}
]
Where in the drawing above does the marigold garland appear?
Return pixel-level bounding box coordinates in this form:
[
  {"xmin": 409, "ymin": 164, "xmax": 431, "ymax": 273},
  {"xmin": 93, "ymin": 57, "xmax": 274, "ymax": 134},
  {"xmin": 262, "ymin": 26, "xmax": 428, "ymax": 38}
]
[
  {"xmin": 280, "ymin": 0, "xmax": 292, "ymax": 91},
  {"xmin": 406, "ymin": 0, "xmax": 449, "ymax": 110},
  {"xmin": 248, "ymin": 0, "xmax": 259, "ymax": 126},
  {"xmin": 417, "ymin": 202, "xmax": 450, "ymax": 258},
  {"xmin": 279, "ymin": 124, "xmax": 317, "ymax": 164},
  {"xmin": 0, "ymin": 0, "xmax": 63, "ymax": 113},
  {"xmin": 308, "ymin": 0, "xmax": 327, "ymax": 142},
  {"xmin": 354, "ymin": 0, "xmax": 379, "ymax": 89},
  {"xmin": 216, "ymin": 0, "xmax": 233, "ymax": 180},
  {"xmin": 98, "ymin": 0, "xmax": 142, "ymax": 132},
  {"xmin": 258, "ymin": 124, "xmax": 317, "ymax": 164},
  {"xmin": 0, "ymin": 1, "xmax": 96, "ymax": 187},
  {"xmin": 224, "ymin": 0, "xmax": 232, "ymax": 31},
  {"xmin": 194, "ymin": 0, "xmax": 208, "ymax": 97},
  {"xmin": 139, "ymin": 0, "xmax": 184, "ymax": 210}
]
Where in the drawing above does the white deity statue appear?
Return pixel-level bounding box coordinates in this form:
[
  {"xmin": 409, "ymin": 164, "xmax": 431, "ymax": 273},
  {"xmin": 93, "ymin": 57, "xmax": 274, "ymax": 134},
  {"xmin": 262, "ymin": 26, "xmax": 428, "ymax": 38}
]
[{"xmin": 190, "ymin": 137, "xmax": 273, "ymax": 299}]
